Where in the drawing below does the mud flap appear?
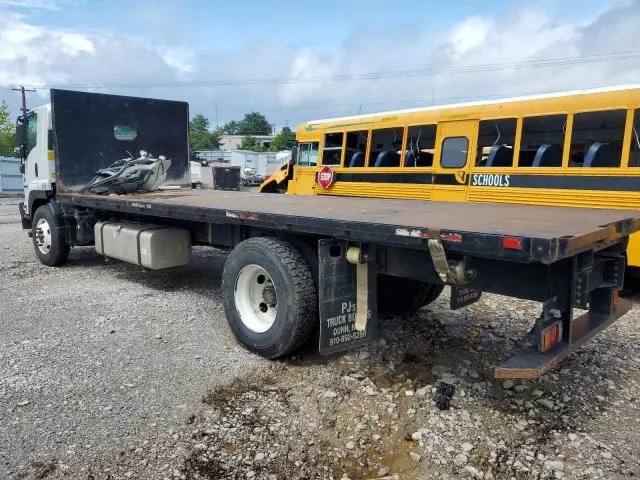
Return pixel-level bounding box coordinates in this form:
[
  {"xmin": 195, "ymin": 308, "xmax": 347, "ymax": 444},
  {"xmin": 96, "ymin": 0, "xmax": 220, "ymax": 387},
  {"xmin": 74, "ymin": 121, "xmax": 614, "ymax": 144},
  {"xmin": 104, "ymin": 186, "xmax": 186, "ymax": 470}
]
[
  {"xmin": 450, "ymin": 286, "xmax": 482, "ymax": 310},
  {"xmin": 318, "ymin": 240, "xmax": 377, "ymax": 355}
]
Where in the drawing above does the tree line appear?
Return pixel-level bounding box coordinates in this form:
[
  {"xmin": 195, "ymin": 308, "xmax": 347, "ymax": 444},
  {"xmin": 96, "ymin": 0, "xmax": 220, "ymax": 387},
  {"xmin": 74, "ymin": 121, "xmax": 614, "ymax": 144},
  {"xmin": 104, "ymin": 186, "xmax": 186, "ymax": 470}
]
[
  {"xmin": 0, "ymin": 100, "xmax": 17, "ymax": 157},
  {"xmin": 189, "ymin": 111, "xmax": 296, "ymax": 153}
]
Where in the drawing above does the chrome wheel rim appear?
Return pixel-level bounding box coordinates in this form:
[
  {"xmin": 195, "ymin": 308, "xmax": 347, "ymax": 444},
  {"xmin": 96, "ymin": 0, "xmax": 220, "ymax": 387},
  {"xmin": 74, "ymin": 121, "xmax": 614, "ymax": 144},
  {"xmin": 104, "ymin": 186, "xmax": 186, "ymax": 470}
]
[
  {"xmin": 35, "ymin": 218, "xmax": 52, "ymax": 255},
  {"xmin": 234, "ymin": 264, "xmax": 277, "ymax": 333}
]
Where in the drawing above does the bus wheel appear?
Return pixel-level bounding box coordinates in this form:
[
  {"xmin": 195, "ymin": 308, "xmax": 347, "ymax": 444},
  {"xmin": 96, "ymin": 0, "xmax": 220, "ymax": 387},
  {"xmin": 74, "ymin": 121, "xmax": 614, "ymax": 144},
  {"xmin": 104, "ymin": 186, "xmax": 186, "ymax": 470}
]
[
  {"xmin": 31, "ymin": 204, "xmax": 70, "ymax": 267},
  {"xmin": 378, "ymin": 274, "xmax": 444, "ymax": 315},
  {"xmin": 222, "ymin": 237, "xmax": 316, "ymax": 358}
]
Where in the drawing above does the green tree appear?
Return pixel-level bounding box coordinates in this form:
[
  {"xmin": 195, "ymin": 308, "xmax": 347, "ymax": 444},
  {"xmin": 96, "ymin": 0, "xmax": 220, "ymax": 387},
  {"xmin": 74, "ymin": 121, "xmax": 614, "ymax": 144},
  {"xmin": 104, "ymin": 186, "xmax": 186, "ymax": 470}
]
[
  {"xmin": 221, "ymin": 120, "xmax": 240, "ymax": 135},
  {"xmin": 237, "ymin": 112, "xmax": 272, "ymax": 136},
  {"xmin": 189, "ymin": 114, "xmax": 221, "ymax": 151},
  {"xmin": 0, "ymin": 100, "xmax": 16, "ymax": 157},
  {"xmin": 270, "ymin": 126, "xmax": 296, "ymax": 151},
  {"xmin": 240, "ymin": 135, "xmax": 264, "ymax": 152}
]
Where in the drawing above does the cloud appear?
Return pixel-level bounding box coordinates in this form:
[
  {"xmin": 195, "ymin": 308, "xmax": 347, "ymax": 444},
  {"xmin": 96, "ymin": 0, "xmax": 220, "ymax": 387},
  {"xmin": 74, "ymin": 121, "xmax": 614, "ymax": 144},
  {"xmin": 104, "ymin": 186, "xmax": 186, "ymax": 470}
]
[
  {"xmin": 1, "ymin": 1, "xmax": 640, "ymax": 128},
  {"xmin": 0, "ymin": 0, "xmax": 76, "ymax": 11}
]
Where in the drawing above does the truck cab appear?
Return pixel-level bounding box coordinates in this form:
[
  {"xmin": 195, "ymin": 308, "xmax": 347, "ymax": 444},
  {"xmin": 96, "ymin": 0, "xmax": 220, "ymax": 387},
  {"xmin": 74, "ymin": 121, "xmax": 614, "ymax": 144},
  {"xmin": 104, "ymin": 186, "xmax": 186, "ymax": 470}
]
[{"xmin": 17, "ymin": 103, "xmax": 55, "ymax": 224}]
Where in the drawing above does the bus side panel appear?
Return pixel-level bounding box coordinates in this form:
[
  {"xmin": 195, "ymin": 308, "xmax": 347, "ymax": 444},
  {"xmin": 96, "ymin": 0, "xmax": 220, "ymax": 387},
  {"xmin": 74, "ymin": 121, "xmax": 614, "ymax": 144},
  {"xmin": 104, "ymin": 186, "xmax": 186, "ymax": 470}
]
[{"xmin": 627, "ymin": 232, "xmax": 640, "ymax": 267}]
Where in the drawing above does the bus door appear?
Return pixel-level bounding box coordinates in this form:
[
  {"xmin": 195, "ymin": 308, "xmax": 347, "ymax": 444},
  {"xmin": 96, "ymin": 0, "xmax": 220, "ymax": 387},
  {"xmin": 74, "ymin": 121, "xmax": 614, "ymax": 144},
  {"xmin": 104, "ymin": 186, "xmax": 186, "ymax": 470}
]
[
  {"xmin": 288, "ymin": 141, "xmax": 319, "ymax": 194},
  {"xmin": 433, "ymin": 120, "xmax": 477, "ymax": 202}
]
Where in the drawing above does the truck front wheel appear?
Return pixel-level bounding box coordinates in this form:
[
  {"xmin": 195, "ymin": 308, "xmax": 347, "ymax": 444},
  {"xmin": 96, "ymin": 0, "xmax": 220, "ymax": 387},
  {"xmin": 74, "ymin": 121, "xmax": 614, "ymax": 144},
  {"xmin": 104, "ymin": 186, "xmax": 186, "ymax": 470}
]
[
  {"xmin": 222, "ymin": 237, "xmax": 316, "ymax": 358},
  {"xmin": 378, "ymin": 274, "xmax": 444, "ymax": 315},
  {"xmin": 31, "ymin": 205, "xmax": 70, "ymax": 267}
]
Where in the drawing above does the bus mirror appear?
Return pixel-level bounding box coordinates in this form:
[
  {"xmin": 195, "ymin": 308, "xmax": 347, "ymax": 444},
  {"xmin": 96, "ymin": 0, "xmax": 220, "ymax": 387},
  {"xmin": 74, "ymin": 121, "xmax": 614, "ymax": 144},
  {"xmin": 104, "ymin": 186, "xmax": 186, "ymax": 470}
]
[
  {"xmin": 19, "ymin": 160, "xmax": 25, "ymax": 174},
  {"xmin": 290, "ymin": 145, "xmax": 298, "ymax": 165}
]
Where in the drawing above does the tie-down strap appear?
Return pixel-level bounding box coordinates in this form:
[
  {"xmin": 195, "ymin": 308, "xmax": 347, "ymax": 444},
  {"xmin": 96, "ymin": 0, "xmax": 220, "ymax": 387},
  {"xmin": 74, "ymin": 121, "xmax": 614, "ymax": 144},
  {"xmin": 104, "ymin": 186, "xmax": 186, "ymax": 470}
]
[{"xmin": 427, "ymin": 230, "xmax": 466, "ymax": 284}]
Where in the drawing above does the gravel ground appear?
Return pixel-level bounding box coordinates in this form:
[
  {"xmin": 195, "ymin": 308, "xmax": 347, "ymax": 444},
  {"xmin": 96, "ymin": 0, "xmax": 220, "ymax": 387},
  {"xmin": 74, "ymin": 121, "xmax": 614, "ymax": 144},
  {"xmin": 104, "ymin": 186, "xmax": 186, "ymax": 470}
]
[{"xmin": 0, "ymin": 196, "xmax": 639, "ymax": 480}]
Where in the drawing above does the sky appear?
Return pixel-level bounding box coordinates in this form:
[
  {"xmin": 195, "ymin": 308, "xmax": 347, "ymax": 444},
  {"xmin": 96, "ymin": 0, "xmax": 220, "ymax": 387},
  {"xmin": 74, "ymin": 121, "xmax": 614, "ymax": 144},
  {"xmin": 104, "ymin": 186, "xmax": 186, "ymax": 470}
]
[{"xmin": 0, "ymin": 0, "xmax": 639, "ymax": 132}]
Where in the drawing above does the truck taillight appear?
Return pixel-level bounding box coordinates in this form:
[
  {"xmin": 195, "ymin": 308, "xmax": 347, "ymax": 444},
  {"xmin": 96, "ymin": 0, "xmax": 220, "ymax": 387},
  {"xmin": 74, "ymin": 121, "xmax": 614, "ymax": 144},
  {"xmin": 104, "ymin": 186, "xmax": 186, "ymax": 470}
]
[
  {"xmin": 502, "ymin": 236, "xmax": 522, "ymax": 250},
  {"xmin": 540, "ymin": 322, "xmax": 563, "ymax": 352}
]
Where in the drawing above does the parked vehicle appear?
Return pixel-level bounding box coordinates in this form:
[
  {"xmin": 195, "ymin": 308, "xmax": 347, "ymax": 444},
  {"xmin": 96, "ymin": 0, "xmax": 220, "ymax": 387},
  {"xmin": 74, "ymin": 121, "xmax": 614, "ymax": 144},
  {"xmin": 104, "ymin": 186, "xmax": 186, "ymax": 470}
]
[{"xmin": 17, "ymin": 89, "xmax": 640, "ymax": 379}]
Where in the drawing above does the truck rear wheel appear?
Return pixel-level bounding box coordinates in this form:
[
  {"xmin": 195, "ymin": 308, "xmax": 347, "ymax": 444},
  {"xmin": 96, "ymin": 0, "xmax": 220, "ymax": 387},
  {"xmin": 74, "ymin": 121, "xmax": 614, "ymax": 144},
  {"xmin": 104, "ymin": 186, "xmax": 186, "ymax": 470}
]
[
  {"xmin": 378, "ymin": 274, "xmax": 444, "ymax": 315},
  {"xmin": 31, "ymin": 204, "xmax": 70, "ymax": 267},
  {"xmin": 222, "ymin": 237, "xmax": 316, "ymax": 358}
]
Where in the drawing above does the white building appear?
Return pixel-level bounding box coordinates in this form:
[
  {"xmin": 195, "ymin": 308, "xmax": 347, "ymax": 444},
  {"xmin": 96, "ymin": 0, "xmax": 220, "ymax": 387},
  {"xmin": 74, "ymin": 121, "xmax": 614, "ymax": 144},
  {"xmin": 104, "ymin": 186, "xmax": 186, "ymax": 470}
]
[{"xmin": 219, "ymin": 135, "xmax": 274, "ymax": 150}]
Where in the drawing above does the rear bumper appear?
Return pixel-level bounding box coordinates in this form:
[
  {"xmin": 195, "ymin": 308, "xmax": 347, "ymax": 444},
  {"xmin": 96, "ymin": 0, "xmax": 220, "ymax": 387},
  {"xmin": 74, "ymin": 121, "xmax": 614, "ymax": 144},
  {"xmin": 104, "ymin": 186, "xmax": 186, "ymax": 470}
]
[
  {"xmin": 495, "ymin": 297, "xmax": 632, "ymax": 379},
  {"xmin": 18, "ymin": 202, "xmax": 31, "ymax": 230}
]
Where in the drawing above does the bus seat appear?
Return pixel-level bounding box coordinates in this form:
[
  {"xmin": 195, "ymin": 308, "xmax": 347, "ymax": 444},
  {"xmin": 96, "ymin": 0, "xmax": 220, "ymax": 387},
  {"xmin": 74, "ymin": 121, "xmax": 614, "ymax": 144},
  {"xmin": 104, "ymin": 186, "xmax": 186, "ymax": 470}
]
[
  {"xmin": 349, "ymin": 151, "xmax": 365, "ymax": 167},
  {"xmin": 532, "ymin": 144, "xmax": 562, "ymax": 167},
  {"xmin": 486, "ymin": 145, "xmax": 513, "ymax": 167},
  {"xmin": 374, "ymin": 150, "xmax": 400, "ymax": 167},
  {"xmin": 404, "ymin": 151, "xmax": 416, "ymax": 167},
  {"xmin": 583, "ymin": 143, "xmax": 621, "ymax": 167}
]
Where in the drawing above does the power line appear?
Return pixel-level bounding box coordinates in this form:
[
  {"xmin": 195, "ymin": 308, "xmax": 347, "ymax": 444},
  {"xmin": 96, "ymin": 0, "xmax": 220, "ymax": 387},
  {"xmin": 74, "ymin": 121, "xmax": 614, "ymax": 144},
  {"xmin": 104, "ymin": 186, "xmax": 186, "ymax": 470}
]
[
  {"xmin": 213, "ymin": 85, "xmax": 627, "ymax": 113},
  {"xmin": 6, "ymin": 50, "xmax": 640, "ymax": 90}
]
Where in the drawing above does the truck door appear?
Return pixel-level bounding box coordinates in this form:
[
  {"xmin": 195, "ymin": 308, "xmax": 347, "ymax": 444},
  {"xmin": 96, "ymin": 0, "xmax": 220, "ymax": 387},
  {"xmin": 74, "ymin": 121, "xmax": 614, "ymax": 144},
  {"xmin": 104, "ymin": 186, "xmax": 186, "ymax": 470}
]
[
  {"xmin": 288, "ymin": 141, "xmax": 319, "ymax": 195},
  {"xmin": 433, "ymin": 120, "xmax": 477, "ymax": 202},
  {"xmin": 22, "ymin": 107, "xmax": 55, "ymax": 215}
]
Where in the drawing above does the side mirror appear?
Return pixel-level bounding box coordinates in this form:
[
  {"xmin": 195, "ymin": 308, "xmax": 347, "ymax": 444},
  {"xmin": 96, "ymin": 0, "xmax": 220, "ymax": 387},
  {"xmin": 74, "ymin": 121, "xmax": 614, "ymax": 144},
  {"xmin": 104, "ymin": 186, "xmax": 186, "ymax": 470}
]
[
  {"xmin": 290, "ymin": 145, "xmax": 298, "ymax": 166},
  {"xmin": 19, "ymin": 160, "xmax": 25, "ymax": 174},
  {"xmin": 15, "ymin": 119, "xmax": 26, "ymax": 146}
]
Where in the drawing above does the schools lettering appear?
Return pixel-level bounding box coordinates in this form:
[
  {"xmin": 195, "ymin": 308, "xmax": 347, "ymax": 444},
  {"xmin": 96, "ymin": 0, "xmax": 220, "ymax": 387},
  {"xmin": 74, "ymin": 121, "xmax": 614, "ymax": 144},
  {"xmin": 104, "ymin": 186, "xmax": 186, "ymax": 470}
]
[{"xmin": 471, "ymin": 174, "xmax": 510, "ymax": 187}]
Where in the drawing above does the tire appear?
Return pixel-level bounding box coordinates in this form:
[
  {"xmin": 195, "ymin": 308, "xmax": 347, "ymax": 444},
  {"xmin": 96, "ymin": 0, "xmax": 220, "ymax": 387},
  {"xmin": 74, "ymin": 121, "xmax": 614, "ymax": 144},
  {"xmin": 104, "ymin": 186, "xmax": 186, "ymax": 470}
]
[
  {"xmin": 222, "ymin": 237, "xmax": 317, "ymax": 358},
  {"xmin": 377, "ymin": 274, "xmax": 444, "ymax": 315},
  {"xmin": 31, "ymin": 204, "xmax": 70, "ymax": 267}
]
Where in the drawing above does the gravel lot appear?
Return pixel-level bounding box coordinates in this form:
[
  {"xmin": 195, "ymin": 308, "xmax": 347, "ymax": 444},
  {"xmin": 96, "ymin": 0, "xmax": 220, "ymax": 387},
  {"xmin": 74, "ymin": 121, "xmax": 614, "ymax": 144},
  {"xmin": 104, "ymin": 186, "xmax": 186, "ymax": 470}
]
[{"xmin": 1, "ymin": 196, "xmax": 639, "ymax": 480}]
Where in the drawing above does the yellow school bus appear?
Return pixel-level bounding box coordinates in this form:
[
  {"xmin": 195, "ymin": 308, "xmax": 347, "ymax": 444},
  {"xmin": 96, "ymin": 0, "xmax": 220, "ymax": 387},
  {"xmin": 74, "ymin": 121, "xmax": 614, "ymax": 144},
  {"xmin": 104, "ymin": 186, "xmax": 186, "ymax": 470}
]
[{"xmin": 260, "ymin": 84, "xmax": 640, "ymax": 267}]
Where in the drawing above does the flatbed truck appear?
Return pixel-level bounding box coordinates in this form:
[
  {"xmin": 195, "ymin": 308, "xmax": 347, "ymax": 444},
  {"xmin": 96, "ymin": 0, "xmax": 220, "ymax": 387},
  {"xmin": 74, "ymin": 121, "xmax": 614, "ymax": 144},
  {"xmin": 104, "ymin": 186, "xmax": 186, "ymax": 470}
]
[{"xmin": 16, "ymin": 90, "xmax": 640, "ymax": 379}]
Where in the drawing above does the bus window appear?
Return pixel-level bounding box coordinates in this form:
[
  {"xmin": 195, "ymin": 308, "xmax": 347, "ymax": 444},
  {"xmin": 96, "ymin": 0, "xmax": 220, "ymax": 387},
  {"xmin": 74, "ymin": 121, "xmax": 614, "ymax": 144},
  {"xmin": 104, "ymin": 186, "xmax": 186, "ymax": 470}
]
[
  {"xmin": 631, "ymin": 110, "xmax": 640, "ymax": 167},
  {"xmin": 441, "ymin": 137, "xmax": 469, "ymax": 168},
  {"xmin": 569, "ymin": 110, "xmax": 626, "ymax": 168},
  {"xmin": 298, "ymin": 142, "xmax": 319, "ymax": 167},
  {"xmin": 368, "ymin": 127, "xmax": 403, "ymax": 167},
  {"xmin": 476, "ymin": 118, "xmax": 516, "ymax": 167},
  {"xmin": 519, "ymin": 114, "xmax": 566, "ymax": 167},
  {"xmin": 344, "ymin": 130, "xmax": 368, "ymax": 167},
  {"xmin": 406, "ymin": 125, "xmax": 436, "ymax": 167},
  {"xmin": 322, "ymin": 133, "xmax": 343, "ymax": 165}
]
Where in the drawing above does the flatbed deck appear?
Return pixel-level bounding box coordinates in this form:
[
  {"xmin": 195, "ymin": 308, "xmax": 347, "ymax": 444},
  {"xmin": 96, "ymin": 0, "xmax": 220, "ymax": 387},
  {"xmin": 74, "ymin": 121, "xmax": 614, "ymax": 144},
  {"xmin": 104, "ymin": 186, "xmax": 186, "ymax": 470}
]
[{"xmin": 58, "ymin": 189, "xmax": 640, "ymax": 263}]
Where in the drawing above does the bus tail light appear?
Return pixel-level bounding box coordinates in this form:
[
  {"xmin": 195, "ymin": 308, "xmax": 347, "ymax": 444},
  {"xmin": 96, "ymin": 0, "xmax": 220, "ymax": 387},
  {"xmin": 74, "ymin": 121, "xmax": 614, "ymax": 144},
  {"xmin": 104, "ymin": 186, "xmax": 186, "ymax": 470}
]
[
  {"xmin": 540, "ymin": 321, "xmax": 563, "ymax": 352},
  {"xmin": 502, "ymin": 236, "xmax": 522, "ymax": 250}
]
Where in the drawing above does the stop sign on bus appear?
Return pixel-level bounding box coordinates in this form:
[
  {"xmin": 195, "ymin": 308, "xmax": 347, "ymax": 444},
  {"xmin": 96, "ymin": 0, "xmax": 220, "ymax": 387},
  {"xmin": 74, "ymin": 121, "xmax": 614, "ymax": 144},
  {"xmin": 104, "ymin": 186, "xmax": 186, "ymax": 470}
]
[{"xmin": 317, "ymin": 165, "xmax": 335, "ymax": 189}]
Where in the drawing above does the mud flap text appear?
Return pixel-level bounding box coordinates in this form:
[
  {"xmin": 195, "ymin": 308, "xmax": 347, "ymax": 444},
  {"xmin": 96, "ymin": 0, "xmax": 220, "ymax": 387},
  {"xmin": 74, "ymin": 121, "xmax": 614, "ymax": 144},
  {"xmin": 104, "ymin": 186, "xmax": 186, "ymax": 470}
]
[{"xmin": 318, "ymin": 240, "xmax": 377, "ymax": 355}]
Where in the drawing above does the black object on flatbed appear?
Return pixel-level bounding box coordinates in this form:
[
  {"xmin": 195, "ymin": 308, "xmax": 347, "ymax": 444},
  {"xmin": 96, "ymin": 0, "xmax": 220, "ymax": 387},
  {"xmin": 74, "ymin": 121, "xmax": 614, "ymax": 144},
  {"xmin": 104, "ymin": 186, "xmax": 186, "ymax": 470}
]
[{"xmin": 58, "ymin": 189, "xmax": 640, "ymax": 264}]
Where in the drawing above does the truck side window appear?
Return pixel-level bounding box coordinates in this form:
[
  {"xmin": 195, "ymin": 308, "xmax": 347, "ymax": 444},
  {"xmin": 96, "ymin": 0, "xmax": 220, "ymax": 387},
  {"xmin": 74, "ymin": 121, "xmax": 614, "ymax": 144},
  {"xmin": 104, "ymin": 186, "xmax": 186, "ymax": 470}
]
[
  {"xmin": 322, "ymin": 133, "xmax": 343, "ymax": 165},
  {"xmin": 297, "ymin": 142, "xmax": 319, "ymax": 167},
  {"xmin": 441, "ymin": 137, "xmax": 469, "ymax": 168},
  {"xmin": 26, "ymin": 114, "xmax": 37, "ymax": 156}
]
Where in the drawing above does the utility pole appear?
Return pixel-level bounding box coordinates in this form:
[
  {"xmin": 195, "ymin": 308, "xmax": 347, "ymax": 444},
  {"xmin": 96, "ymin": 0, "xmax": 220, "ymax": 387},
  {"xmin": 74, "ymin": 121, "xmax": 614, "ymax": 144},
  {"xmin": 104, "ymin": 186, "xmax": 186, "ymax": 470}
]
[
  {"xmin": 215, "ymin": 99, "xmax": 219, "ymax": 128},
  {"xmin": 12, "ymin": 85, "xmax": 36, "ymax": 116}
]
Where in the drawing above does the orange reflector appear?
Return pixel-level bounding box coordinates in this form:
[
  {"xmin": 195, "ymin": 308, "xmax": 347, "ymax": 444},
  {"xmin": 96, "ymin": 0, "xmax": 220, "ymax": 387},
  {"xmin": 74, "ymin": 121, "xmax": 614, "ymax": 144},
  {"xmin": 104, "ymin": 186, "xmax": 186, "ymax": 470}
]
[
  {"xmin": 540, "ymin": 322, "xmax": 563, "ymax": 352},
  {"xmin": 502, "ymin": 236, "xmax": 522, "ymax": 250}
]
